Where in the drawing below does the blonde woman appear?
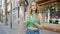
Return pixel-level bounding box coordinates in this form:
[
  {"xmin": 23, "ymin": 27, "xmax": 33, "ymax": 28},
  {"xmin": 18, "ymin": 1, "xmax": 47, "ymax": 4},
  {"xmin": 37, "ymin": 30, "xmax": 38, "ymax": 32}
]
[{"xmin": 24, "ymin": 1, "xmax": 44, "ymax": 34}]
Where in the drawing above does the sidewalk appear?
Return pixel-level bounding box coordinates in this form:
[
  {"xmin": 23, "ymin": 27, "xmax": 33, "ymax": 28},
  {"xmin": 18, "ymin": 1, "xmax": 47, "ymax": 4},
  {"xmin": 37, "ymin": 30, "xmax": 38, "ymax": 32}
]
[
  {"xmin": 0, "ymin": 21, "xmax": 60, "ymax": 34},
  {"xmin": 0, "ymin": 22, "xmax": 20, "ymax": 34}
]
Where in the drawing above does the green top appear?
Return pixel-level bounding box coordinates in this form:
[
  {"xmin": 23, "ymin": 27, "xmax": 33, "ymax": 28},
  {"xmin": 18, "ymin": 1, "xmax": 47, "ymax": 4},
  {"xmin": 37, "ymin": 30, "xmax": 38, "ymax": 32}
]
[{"xmin": 27, "ymin": 14, "xmax": 40, "ymax": 28}]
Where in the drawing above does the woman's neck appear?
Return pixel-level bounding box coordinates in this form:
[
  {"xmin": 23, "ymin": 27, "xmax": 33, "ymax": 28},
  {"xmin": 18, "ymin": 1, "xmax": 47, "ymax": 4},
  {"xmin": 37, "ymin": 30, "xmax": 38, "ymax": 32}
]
[{"xmin": 32, "ymin": 11, "xmax": 35, "ymax": 14}]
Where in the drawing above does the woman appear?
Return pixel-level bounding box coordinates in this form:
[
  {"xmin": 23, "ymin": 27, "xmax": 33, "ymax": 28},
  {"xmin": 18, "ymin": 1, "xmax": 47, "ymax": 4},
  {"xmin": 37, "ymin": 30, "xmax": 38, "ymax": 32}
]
[{"xmin": 24, "ymin": 1, "xmax": 44, "ymax": 34}]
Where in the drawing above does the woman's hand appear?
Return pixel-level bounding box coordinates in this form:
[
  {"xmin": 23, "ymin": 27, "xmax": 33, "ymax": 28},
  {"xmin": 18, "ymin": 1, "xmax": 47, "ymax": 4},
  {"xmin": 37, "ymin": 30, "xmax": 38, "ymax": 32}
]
[
  {"xmin": 24, "ymin": 21, "xmax": 27, "ymax": 28},
  {"xmin": 31, "ymin": 18, "xmax": 35, "ymax": 23}
]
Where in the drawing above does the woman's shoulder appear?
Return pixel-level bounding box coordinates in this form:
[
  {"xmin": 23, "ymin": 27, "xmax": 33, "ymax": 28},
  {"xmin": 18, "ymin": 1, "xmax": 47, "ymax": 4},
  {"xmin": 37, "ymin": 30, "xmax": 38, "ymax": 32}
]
[
  {"xmin": 38, "ymin": 13, "xmax": 42, "ymax": 16},
  {"xmin": 37, "ymin": 13, "xmax": 43, "ymax": 19}
]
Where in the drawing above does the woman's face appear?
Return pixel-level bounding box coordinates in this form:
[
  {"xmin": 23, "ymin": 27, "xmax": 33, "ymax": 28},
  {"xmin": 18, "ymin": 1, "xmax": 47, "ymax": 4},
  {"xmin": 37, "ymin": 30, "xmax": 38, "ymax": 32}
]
[{"xmin": 31, "ymin": 2, "xmax": 37, "ymax": 11}]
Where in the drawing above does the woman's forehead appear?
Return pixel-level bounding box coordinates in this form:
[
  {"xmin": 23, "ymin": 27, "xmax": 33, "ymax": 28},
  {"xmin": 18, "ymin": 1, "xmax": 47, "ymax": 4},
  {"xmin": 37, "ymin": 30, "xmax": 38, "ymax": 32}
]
[{"xmin": 31, "ymin": 2, "xmax": 36, "ymax": 5}]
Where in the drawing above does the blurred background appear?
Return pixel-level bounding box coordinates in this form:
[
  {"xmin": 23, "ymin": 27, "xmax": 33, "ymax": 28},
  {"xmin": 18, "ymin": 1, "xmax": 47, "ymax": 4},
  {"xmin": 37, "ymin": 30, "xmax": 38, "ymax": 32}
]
[{"xmin": 0, "ymin": 0, "xmax": 60, "ymax": 34}]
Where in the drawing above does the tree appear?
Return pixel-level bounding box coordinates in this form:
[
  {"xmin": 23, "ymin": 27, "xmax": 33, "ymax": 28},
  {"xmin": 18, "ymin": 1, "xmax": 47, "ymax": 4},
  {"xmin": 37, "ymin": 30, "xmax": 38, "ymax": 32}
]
[{"xmin": 5, "ymin": 0, "xmax": 8, "ymax": 25}]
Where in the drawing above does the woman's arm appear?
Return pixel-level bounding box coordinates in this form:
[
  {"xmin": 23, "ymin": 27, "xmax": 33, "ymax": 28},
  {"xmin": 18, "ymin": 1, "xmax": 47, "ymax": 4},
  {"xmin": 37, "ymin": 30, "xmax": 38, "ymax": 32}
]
[
  {"xmin": 33, "ymin": 13, "xmax": 44, "ymax": 29},
  {"xmin": 24, "ymin": 15, "xmax": 27, "ymax": 28}
]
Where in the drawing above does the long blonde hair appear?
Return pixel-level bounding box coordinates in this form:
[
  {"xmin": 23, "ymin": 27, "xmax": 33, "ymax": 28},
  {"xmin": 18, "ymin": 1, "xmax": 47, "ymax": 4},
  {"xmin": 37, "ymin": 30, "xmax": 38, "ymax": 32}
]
[{"xmin": 26, "ymin": 2, "xmax": 39, "ymax": 18}]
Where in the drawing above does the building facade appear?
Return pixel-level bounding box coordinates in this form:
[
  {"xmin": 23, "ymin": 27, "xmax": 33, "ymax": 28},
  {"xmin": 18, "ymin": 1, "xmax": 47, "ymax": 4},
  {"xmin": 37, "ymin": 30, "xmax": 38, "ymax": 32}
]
[{"xmin": 0, "ymin": 0, "xmax": 3, "ymax": 21}]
